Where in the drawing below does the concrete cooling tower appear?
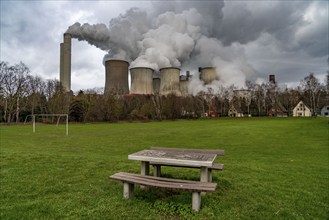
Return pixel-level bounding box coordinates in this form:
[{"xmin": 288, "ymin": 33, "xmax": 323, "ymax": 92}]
[
  {"xmin": 130, "ymin": 67, "xmax": 154, "ymax": 94},
  {"xmin": 200, "ymin": 67, "xmax": 217, "ymax": 84},
  {"xmin": 60, "ymin": 33, "xmax": 71, "ymax": 91},
  {"xmin": 159, "ymin": 67, "xmax": 181, "ymax": 96},
  {"xmin": 104, "ymin": 60, "xmax": 129, "ymax": 95}
]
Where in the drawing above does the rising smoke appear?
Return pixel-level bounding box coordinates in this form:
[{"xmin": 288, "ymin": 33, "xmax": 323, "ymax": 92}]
[{"xmin": 66, "ymin": 1, "xmax": 256, "ymax": 94}]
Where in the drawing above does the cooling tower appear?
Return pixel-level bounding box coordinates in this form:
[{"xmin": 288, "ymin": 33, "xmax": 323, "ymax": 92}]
[
  {"xmin": 104, "ymin": 60, "xmax": 129, "ymax": 95},
  {"xmin": 153, "ymin": 77, "xmax": 160, "ymax": 94},
  {"xmin": 159, "ymin": 67, "xmax": 181, "ymax": 96},
  {"xmin": 200, "ymin": 67, "xmax": 217, "ymax": 84},
  {"xmin": 130, "ymin": 67, "xmax": 154, "ymax": 94},
  {"xmin": 179, "ymin": 75, "xmax": 190, "ymax": 97},
  {"xmin": 60, "ymin": 33, "xmax": 71, "ymax": 91}
]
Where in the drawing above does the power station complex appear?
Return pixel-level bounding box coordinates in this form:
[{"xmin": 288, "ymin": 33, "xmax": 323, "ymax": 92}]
[{"xmin": 59, "ymin": 34, "xmax": 218, "ymax": 96}]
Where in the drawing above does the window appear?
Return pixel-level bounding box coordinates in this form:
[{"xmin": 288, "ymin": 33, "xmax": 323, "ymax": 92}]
[{"xmin": 327, "ymin": 107, "xmax": 329, "ymax": 110}]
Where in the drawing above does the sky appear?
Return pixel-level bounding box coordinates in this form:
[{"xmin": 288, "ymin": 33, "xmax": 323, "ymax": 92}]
[{"xmin": 1, "ymin": 0, "xmax": 328, "ymax": 92}]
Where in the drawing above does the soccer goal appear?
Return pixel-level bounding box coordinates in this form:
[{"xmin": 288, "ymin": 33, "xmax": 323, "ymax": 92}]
[{"xmin": 24, "ymin": 114, "xmax": 69, "ymax": 136}]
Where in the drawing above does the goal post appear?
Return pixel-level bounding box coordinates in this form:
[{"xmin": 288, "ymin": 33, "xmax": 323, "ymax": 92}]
[{"xmin": 24, "ymin": 114, "xmax": 69, "ymax": 136}]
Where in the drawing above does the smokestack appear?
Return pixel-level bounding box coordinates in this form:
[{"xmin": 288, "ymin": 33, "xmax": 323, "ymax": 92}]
[
  {"xmin": 60, "ymin": 33, "xmax": 71, "ymax": 92},
  {"xmin": 130, "ymin": 67, "xmax": 154, "ymax": 94},
  {"xmin": 200, "ymin": 67, "xmax": 217, "ymax": 84},
  {"xmin": 159, "ymin": 67, "xmax": 181, "ymax": 96},
  {"xmin": 104, "ymin": 59, "xmax": 129, "ymax": 95},
  {"xmin": 186, "ymin": 71, "xmax": 190, "ymax": 78},
  {"xmin": 269, "ymin": 74, "xmax": 276, "ymax": 84}
]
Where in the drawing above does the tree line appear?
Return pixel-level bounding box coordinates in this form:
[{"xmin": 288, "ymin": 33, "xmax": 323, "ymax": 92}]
[{"xmin": 1, "ymin": 61, "xmax": 328, "ymax": 123}]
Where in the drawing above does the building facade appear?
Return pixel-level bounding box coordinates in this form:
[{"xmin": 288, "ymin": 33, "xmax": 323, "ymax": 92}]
[
  {"xmin": 320, "ymin": 105, "xmax": 329, "ymax": 116},
  {"xmin": 293, "ymin": 101, "xmax": 312, "ymax": 117}
]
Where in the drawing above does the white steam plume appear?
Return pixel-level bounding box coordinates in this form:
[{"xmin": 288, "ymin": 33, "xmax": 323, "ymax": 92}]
[{"xmin": 66, "ymin": 2, "xmax": 256, "ymax": 93}]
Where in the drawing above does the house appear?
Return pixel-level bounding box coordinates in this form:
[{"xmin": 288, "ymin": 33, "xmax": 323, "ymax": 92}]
[
  {"xmin": 268, "ymin": 102, "xmax": 288, "ymax": 117},
  {"xmin": 293, "ymin": 101, "xmax": 312, "ymax": 117},
  {"xmin": 320, "ymin": 105, "xmax": 329, "ymax": 117},
  {"xmin": 228, "ymin": 105, "xmax": 244, "ymax": 117}
]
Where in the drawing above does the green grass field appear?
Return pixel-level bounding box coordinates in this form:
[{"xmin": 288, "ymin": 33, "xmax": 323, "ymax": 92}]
[{"xmin": 1, "ymin": 118, "xmax": 328, "ymax": 219}]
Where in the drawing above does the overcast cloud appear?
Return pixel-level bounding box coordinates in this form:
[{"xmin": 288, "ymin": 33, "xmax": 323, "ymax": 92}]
[{"xmin": 1, "ymin": 0, "xmax": 328, "ymax": 92}]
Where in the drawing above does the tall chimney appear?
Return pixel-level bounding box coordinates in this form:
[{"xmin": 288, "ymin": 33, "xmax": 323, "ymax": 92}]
[
  {"xmin": 60, "ymin": 33, "xmax": 71, "ymax": 92},
  {"xmin": 269, "ymin": 74, "xmax": 276, "ymax": 84}
]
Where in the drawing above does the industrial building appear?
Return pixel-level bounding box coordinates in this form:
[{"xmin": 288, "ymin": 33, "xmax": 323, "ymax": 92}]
[
  {"xmin": 199, "ymin": 67, "xmax": 217, "ymax": 84},
  {"xmin": 104, "ymin": 60, "xmax": 129, "ymax": 95},
  {"xmin": 59, "ymin": 33, "xmax": 218, "ymax": 96},
  {"xmin": 159, "ymin": 67, "xmax": 181, "ymax": 96},
  {"xmin": 130, "ymin": 67, "xmax": 154, "ymax": 94}
]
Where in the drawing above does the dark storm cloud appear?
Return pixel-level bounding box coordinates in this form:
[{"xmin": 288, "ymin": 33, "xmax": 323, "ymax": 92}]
[{"xmin": 217, "ymin": 1, "xmax": 328, "ymax": 58}]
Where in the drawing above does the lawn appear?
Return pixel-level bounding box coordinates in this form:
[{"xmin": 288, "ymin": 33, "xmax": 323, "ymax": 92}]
[{"xmin": 0, "ymin": 118, "xmax": 328, "ymax": 219}]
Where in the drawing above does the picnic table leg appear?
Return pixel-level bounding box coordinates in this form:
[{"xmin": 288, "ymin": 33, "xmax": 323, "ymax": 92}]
[
  {"xmin": 141, "ymin": 161, "xmax": 150, "ymax": 189},
  {"xmin": 123, "ymin": 182, "xmax": 134, "ymax": 198},
  {"xmin": 192, "ymin": 192, "xmax": 201, "ymax": 212},
  {"xmin": 153, "ymin": 165, "xmax": 161, "ymax": 177},
  {"xmin": 141, "ymin": 161, "xmax": 150, "ymax": 175},
  {"xmin": 200, "ymin": 167, "xmax": 209, "ymax": 195},
  {"xmin": 208, "ymin": 170, "xmax": 212, "ymax": 182},
  {"xmin": 200, "ymin": 167, "xmax": 209, "ymax": 182}
]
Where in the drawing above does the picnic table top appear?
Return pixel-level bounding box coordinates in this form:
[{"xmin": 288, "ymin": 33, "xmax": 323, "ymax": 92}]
[{"xmin": 128, "ymin": 149, "xmax": 217, "ymax": 167}]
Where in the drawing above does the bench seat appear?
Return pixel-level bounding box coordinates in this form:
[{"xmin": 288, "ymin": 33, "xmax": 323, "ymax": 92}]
[{"xmin": 110, "ymin": 172, "xmax": 217, "ymax": 212}]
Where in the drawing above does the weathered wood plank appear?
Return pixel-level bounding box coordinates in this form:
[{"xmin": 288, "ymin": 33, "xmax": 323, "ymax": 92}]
[
  {"xmin": 112, "ymin": 172, "xmax": 217, "ymax": 185},
  {"xmin": 129, "ymin": 149, "xmax": 216, "ymax": 167},
  {"xmin": 110, "ymin": 172, "xmax": 217, "ymax": 192},
  {"xmin": 150, "ymin": 147, "xmax": 225, "ymax": 156},
  {"xmin": 111, "ymin": 174, "xmax": 216, "ymax": 191},
  {"xmin": 211, "ymin": 163, "xmax": 224, "ymax": 170},
  {"xmin": 150, "ymin": 162, "xmax": 224, "ymax": 170}
]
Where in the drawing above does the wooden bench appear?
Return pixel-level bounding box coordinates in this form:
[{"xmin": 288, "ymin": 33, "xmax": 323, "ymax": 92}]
[
  {"xmin": 110, "ymin": 172, "xmax": 217, "ymax": 212},
  {"xmin": 150, "ymin": 147, "xmax": 224, "ymax": 181}
]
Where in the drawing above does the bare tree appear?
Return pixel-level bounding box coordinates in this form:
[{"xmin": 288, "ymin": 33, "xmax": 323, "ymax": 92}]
[
  {"xmin": 1, "ymin": 62, "xmax": 30, "ymax": 122},
  {"xmin": 151, "ymin": 92, "xmax": 163, "ymax": 120},
  {"xmin": 301, "ymin": 73, "xmax": 321, "ymax": 115},
  {"xmin": 26, "ymin": 75, "xmax": 45, "ymax": 115}
]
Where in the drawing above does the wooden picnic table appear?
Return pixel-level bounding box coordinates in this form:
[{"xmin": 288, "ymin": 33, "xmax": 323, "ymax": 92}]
[
  {"xmin": 128, "ymin": 149, "xmax": 217, "ymax": 182},
  {"xmin": 110, "ymin": 148, "xmax": 224, "ymax": 211}
]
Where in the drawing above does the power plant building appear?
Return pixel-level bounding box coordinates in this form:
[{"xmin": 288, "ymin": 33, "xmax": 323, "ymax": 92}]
[
  {"xmin": 130, "ymin": 67, "xmax": 154, "ymax": 95},
  {"xmin": 159, "ymin": 67, "xmax": 181, "ymax": 96},
  {"xmin": 179, "ymin": 72, "xmax": 190, "ymax": 97},
  {"xmin": 59, "ymin": 33, "xmax": 72, "ymax": 92},
  {"xmin": 104, "ymin": 60, "xmax": 129, "ymax": 95},
  {"xmin": 58, "ymin": 32, "xmax": 221, "ymax": 97},
  {"xmin": 200, "ymin": 67, "xmax": 217, "ymax": 84}
]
